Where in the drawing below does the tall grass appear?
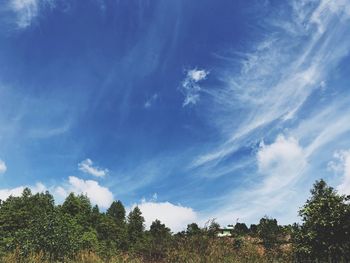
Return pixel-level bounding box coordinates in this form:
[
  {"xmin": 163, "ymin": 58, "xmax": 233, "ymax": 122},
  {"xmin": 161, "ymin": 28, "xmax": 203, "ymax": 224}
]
[{"xmin": 1, "ymin": 237, "xmax": 292, "ymax": 262}]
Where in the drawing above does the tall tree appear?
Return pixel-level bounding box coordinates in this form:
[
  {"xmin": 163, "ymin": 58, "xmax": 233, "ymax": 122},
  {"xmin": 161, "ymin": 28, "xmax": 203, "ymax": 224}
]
[
  {"xmin": 186, "ymin": 223, "xmax": 201, "ymax": 236},
  {"xmin": 148, "ymin": 220, "xmax": 171, "ymax": 260},
  {"xmin": 233, "ymin": 223, "xmax": 249, "ymax": 236},
  {"xmin": 61, "ymin": 193, "xmax": 92, "ymax": 230},
  {"xmin": 294, "ymin": 179, "xmax": 350, "ymax": 262},
  {"xmin": 107, "ymin": 200, "xmax": 126, "ymax": 225},
  {"xmin": 127, "ymin": 207, "xmax": 145, "ymax": 245},
  {"xmin": 257, "ymin": 217, "xmax": 281, "ymax": 251},
  {"xmin": 150, "ymin": 219, "xmax": 171, "ymax": 241}
]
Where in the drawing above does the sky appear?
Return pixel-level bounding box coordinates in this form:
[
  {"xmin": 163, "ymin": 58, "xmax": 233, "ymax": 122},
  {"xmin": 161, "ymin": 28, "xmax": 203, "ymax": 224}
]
[{"xmin": 0, "ymin": 0, "xmax": 350, "ymax": 232}]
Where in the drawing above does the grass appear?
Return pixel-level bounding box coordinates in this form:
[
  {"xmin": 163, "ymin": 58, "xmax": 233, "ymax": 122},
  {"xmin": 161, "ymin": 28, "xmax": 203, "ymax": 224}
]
[{"xmin": 1, "ymin": 237, "xmax": 293, "ymax": 263}]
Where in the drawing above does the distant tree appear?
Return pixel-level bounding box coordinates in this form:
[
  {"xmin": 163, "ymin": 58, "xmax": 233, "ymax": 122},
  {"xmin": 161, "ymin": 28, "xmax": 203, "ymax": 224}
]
[
  {"xmin": 150, "ymin": 219, "xmax": 171, "ymax": 241},
  {"xmin": 107, "ymin": 200, "xmax": 126, "ymax": 226},
  {"xmin": 293, "ymin": 179, "xmax": 350, "ymax": 262},
  {"xmin": 186, "ymin": 223, "xmax": 201, "ymax": 236},
  {"xmin": 61, "ymin": 193, "xmax": 93, "ymax": 231},
  {"xmin": 249, "ymin": 224, "xmax": 258, "ymax": 236},
  {"xmin": 148, "ymin": 219, "xmax": 172, "ymax": 260},
  {"xmin": 207, "ymin": 220, "xmax": 220, "ymax": 237},
  {"xmin": 90, "ymin": 205, "xmax": 100, "ymax": 228},
  {"xmin": 233, "ymin": 222, "xmax": 249, "ymax": 236},
  {"xmin": 127, "ymin": 207, "xmax": 145, "ymax": 246},
  {"xmin": 96, "ymin": 213, "xmax": 126, "ymax": 257},
  {"xmin": 257, "ymin": 216, "xmax": 281, "ymax": 250},
  {"xmin": 61, "ymin": 193, "xmax": 91, "ymax": 217}
]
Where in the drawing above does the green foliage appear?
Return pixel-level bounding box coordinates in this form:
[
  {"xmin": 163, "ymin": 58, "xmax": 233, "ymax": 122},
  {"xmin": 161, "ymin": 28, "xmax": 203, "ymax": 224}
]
[
  {"xmin": 233, "ymin": 222, "xmax": 249, "ymax": 236},
  {"xmin": 0, "ymin": 178, "xmax": 348, "ymax": 262},
  {"xmin": 149, "ymin": 219, "xmax": 171, "ymax": 241},
  {"xmin": 145, "ymin": 219, "xmax": 172, "ymax": 261},
  {"xmin": 107, "ymin": 201, "xmax": 126, "ymax": 226},
  {"xmin": 257, "ymin": 216, "xmax": 281, "ymax": 250},
  {"xmin": 126, "ymin": 206, "xmax": 145, "ymax": 252},
  {"xmin": 206, "ymin": 220, "xmax": 221, "ymax": 237},
  {"xmin": 293, "ymin": 179, "xmax": 350, "ymax": 262},
  {"xmin": 61, "ymin": 193, "xmax": 93, "ymax": 229},
  {"xmin": 186, "ymin": 222, "xmax": 201, "ymax": 236},
  {"xmin": 249, "ymin": 224, "xmax": 258, "ymax": 236}
]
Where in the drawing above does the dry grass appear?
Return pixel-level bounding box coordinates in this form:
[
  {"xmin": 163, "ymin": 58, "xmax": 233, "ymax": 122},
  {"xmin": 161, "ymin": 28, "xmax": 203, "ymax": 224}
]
[{"xmin": 0, "ymin": 238, "xmax": 292, "ymax": 263}]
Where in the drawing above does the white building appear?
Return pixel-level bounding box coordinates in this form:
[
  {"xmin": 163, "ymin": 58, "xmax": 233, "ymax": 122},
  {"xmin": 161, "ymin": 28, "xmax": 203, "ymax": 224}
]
[{"xmin": 216, "ymin": 225, "xmax": 234, "ymax": 237}]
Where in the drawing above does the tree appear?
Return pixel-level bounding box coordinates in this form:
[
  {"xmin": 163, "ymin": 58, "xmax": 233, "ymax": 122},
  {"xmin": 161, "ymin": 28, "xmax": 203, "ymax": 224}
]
[
  {"xmin": 207, "ymin": 220, "xmax": 220, "ymax": 237},
  {"xmin": 28, "ymin": 210, "xmax": 85, "ymax": 261},
  {"xmin": 96, "ymin": 214, "xmax": 126, "ymax": 258},
  {"xmin": 61, "ymin": 193, "xmax": 92, "ymax": 230},
  {"xmin": 249, "ymin": 224, "xmax": 258, "ymax": 236},
  {"xmin": 257, "ymin": 217, "xmax": 281, "ymax": 250},
  {"xmin": 0, "ymin": 189, "xmax": 65, "ymax": 259},
  {"xmin": 127, "ymin": 207, "xmax": 145, "ymax": 246},
  {"xmin": 148, "ymin": 219, "xmax": 171, "ymax": 260},
  {"xmin": 186, "ymin": 223, "xmax": 201, "ymax": 236},
  {"xmin": 61, "ymin": 193, "xmax": 92, "ymax": 218},
  {"xmin": 233, "ymin": 223, "xmax": 249, "ymax": 236},
  {"xmin": 107, "ymin": 200, "xmax": 126, "ymax": 226},
  {"xmin": 293, "ymin": 179, "xmax": 350, "ymax": 262},
  {"xmin": 150, "ymin": 219, "xmax": 171, "ymax": 242}
]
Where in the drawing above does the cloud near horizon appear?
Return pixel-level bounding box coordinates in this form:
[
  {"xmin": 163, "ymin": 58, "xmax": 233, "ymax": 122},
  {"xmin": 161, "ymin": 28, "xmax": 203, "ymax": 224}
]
[
  {"xmin": 0, "ymin": 182, "xmax": 46, "ymax": 201},
  {"xmin": 54, "ymin": 176, "xmax": 114, "ymax": 208},
  {"xmin": 132, "ymin": 200, "xmax": 198, "ymax": 232}
]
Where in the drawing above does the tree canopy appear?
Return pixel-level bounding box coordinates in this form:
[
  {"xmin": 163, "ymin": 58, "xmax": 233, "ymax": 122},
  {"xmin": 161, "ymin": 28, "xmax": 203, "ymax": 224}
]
[{"xmin": 0, "ymin": 179, "xmax": 349, "ymax": 262}]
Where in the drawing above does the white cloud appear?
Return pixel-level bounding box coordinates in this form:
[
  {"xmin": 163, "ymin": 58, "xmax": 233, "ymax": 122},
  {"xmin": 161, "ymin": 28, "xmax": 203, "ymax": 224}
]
[
  {"xmin": 257, "ymin": 135, "xmax": 307, "ymax": 193},
  {"xmin": 0, "ymin": 176, "xmax": 113, "ymax": 209},
  {"xmin": 133, "ymin": 200, "xmax": 198, "ymax": 232},
  {"xmin": 0, "ymin": 182, "xmax": 46, "ymax": 201},
  {"xmin": 0, "ymin": 159, "xmax": 7, "ymax": 174},
  {"xmin": 328, "ymin": 150, "xmax": 350, "ymax": 195},
  {"xmin": 9, "ymin": 0, "xmax": 54, "ymax": 28},
  {"xmin": 258, "ymin": 136, "xmax": 305, "ymax": 174},
  {"xmin": 180, "ymin": 68, "xmax": 209, "ymax": 107},
  {"xmin": 204, "ymin": 134, "xmax": 308, "ymax": 226},
  {"xmin": 188, "ymin": 69, "xmax": 208, "ymax": 82},
  {"xmin": 144, "ymin": 93, "xmax": 159, "ymax": 108},
  {"xmin": 55, "ymin": 176, "xmax": 113, "ymax": 208},
  {"xmin": 0, "ymin": 186, "xmax": 24, "ymax": 200},
  {"xmin": 78, "ymin": 158, "xmax": 108, "ymax": 178}
]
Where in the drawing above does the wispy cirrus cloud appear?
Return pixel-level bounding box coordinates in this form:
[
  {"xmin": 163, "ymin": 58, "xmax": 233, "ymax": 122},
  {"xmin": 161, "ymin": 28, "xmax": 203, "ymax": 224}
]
[
  {"xmin": 144, "ymin": 93, "xmax": 159, "ymax": 109},
  {"xmin": 7, "ymin": 0, "xmax": 55, "ymax": 28},
  {"xmin": 192, "ymin": 0, "xmax": 350, "ymax": 225},
  {"xmin": 194, "ymin": 0, "xmax": 350, "ymax": 168},
  {"xmin": 180, "ymin": 68, "xmax": 209, "ymax": 107},
  {"xmin": 78, "ymin": 158, "xmax": 108, "ymax": 178},
  {"xmin": 205, "ymin": 135, "xmax": 307, "ymax": 224},
  {"xmin": 10, "ymin": 0, "xmax": 39, "ymax": 28}
]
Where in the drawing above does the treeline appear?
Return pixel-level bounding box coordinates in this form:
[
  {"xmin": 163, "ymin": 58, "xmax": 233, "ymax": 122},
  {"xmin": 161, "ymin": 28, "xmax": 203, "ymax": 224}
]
[{"xmin": 0, "ymin": 179, "xmax": 349, "ymax": 262}]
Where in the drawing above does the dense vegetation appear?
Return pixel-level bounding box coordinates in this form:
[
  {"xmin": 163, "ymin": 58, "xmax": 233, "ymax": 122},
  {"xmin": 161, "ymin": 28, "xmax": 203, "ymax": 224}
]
[{"xmin": 0, "ymin": 179, "xmax": 349, "ymax": 262}]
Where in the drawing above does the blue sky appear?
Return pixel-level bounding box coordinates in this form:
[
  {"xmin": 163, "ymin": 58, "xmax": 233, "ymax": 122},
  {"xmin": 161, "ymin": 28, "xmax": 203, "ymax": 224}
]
[{"xmin": 1, "ymin": 0, "xmax": 350, "ymax": 232}]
